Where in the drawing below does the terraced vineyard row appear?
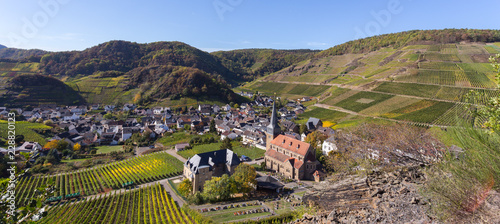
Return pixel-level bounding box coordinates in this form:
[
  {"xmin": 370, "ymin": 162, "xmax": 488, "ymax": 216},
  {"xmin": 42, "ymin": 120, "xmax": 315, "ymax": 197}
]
[
  {"xmin": 396, "ymin": 70, "xmax": 497, "ymax": 88},
  {"xmin": 15, "ymin": 151, "xmax": 183, "ymax": 206},
  {"xmin": 40, "ymin": 184, "xmax": 195, "ymax": 224}
]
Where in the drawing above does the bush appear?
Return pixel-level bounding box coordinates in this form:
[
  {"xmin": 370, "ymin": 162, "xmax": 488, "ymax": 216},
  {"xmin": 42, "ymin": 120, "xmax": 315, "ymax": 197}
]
[{"xmin": 424, "ymin": 126, "xmax": 500, "ymax": 220}]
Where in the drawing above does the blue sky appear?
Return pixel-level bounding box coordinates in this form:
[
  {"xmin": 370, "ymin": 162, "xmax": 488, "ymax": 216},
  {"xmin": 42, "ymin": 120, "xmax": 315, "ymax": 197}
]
[{"xmin": 0, "ymin": 0, "xmax": 499, "ymax": 52}]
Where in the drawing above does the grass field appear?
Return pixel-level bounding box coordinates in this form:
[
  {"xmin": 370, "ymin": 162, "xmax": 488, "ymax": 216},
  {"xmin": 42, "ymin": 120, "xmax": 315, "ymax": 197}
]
[
  {"xmin": 374, "ymin": 82, "xmax": 441, "ymax": 98},
  {"xmin": 156, "ymin": 132, "xmax": 192, "ymax": 147},
  {"xmin": 296, "ymin": 107, "xmax": 349, "ymax": 125},
  {"xmin": 96, "ymin": 145, "xmax": 123, "ymax": 154},
  {"xmin": 0, "ymin": 121, "xmax": 52, "ymax": 146},
  {"xmin": 334, "ymin": 91, "xmax": 394, "ymax": 112}
]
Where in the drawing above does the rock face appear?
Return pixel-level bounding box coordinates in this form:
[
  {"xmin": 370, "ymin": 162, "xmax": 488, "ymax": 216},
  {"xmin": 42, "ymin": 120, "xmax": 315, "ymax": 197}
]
[{"xmin": 299, "ymin": 166, "xmax": 434, "ymax": 224}]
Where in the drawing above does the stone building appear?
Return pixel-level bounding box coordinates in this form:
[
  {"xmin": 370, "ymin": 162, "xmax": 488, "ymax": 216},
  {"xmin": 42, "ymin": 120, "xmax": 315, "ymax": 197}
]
[
  {"xmin": 264, "ymin": 101, "xmax": 320, "ymax": 180},
  {"xmin": 183, "ymin": 149, "xmax": 240, "ymax": 192}
]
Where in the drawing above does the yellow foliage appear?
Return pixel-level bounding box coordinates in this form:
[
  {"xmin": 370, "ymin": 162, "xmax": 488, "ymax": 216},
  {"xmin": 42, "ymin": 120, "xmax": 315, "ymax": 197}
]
[
  {"xmin": 322, "ymin": 121, "xmax": 336, "ymax": 127},
  {"xmin": 133, "ymin": 92, "xmax": 141, "ymax": 103},
  {"xmin": 44, "ymin": 140, "xmax": 58, "ymax": 150},
  {"xmin": 73, "ymin": 143, "xmax": 81, "ymax": 151}
]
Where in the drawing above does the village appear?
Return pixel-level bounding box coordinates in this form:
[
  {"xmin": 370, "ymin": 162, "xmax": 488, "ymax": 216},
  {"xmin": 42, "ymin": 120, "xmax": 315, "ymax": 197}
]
[{"xmin": 0, "ymin": 92, "xmax": 342, "ymax": 223}]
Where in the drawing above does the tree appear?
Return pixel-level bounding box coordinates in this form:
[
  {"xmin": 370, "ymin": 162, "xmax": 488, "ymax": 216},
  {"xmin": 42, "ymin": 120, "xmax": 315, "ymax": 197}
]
[
  {"xmin": 44, "ymin": 140, "xmax": 59, "ymax": 150},
  {"xmin": 232, "ymin": 163, "xmax": 257, "ymax": 197},
  {"xmin": 202, "ymin": 174, "xmax": 235, "ymax": 202},
  {"xmin": 45, "ymin": 149, "xmax": 61, "ymax": 164},
  {"xmin": 103, "ymin": 113, "xmax": 113, "ymax": 120},
  {"xmin": 299, "ymin": 123, "xmax": 307, "ymax": 135},
  {"xmin": 220, "ymin": 137, "xmax": 232, "ymax": 150},
  {"xmin": 14, "ymin": 135, "xmax": 24, "ymax": 145},
  {"xmin": 305, "ymin": 131, "xmax": 327, "ymax": 149},
  {"xmin": 178, "ymin": 179, "xmax": 192, "ymax": 197},
  {"xmin": 209, "ymin": 119, "xmax": 216, "ymax": 133},
  {"xmin": 56, "ymin": 140, "xmax": 69, "ymax": 151},
  {"xmin": 73, "ymin": 143, "xmax": 81, "ymax": 151}
]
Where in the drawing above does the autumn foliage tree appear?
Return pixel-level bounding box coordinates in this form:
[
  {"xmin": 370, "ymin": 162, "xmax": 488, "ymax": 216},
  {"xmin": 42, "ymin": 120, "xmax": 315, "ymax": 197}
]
[
  {"xmin": 179, "ymin": 179, "xmax": 192, "ymax": 197},
  {"xmin": 73, "ymin": 143, "xmax": 81, "ymax": 151},
  {"xmin": 43, "ymin": 140, "xmax": 58, "ymax": 150},
  {"xmin": 232, "ymin": 163, "xmax": 257, "ymax": 197}
]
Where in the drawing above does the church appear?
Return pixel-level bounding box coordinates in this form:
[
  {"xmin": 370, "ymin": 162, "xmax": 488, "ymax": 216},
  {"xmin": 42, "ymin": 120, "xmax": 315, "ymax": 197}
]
[{"xmin": 264, "ymin": 101, "xmax": 320, "ymax": 180}]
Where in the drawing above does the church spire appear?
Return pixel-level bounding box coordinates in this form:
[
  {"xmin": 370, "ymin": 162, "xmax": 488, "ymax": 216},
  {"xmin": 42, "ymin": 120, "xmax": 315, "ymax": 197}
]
[{"xmin": 266, "ymin": 95, "xmax": 280, "ymax": 136}]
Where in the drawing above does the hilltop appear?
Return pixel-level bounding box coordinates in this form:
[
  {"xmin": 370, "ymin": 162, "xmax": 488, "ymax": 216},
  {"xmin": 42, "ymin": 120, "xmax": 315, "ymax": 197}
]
[
  {"xmin": 238, "ymin": 29, "xmax": 500, "ymax": 128},
  {"xmin": 0, "ymin": 41, "xmax": 316, "ymax": 106},
  {"xmin": 0, "ymin": 48, "xmax": 47, "ymax": 60},
  {"xmin": 0, "ymin": 44, "xmax": 6, "ymax": 50}
]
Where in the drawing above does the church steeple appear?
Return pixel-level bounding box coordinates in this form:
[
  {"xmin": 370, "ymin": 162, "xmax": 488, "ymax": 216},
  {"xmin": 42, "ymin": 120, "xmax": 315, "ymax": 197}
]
[{"xmin": 266, "ymin": 97, "xmax": 280, "ymax": 150}]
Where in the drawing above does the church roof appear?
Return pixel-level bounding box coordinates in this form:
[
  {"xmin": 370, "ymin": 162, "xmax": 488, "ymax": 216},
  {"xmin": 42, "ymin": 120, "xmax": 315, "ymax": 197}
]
[{"xmin": 270, "ymin": 135, "xmax": 310, "ymax": 156}]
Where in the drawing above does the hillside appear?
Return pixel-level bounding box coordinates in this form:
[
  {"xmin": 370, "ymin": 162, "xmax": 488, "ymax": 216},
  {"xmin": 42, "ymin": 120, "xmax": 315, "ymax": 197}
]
[
  {"xmin": 211, "ymin": 49, "xmax": 318, "ymax": 80},
  {"xmin": 0, "ymin": 44, "xmax": 6, "ymax": 50},
  {"xmin": 238, "ymin": 29, "xmax": 500, "ymax": 128},
  {"xmin": 0, "ymin": 48, "xmax": 47, "ymax": 60},
  {"xmin": 1, "ymin": 74, "xmax": 85, "ymax": 106}
]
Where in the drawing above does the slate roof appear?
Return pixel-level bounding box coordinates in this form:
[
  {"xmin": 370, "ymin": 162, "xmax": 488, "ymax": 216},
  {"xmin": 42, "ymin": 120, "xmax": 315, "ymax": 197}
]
[
  {"xmin": 256, "ymin": 176, "xmax": 284, "ymax": 190},
  {"xmin": 185, "ymin": 149, "xmax": 240, "ymax": 174}
]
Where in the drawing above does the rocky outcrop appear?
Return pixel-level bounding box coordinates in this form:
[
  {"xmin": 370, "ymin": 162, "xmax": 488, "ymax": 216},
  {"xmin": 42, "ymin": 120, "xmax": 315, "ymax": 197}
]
[{"xmin": 299, "ymin": 166, "xmax": 435, "ymax": 223}]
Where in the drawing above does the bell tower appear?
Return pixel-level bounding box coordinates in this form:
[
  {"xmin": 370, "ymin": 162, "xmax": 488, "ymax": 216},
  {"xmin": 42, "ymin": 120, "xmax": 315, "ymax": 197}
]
[{"xmin": 266, "ymin": 97, "xmax": 281, "ymax": 151}]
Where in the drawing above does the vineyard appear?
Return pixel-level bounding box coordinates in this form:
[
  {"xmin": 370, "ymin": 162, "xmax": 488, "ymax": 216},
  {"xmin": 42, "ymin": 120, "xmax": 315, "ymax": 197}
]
[
  {"xmin": 40, "ymin": 184, "xmax": 195, "ymax": 224},
  {"xmin": 15, "ymin": 151, "xmax": 183, "ymax": 206}
]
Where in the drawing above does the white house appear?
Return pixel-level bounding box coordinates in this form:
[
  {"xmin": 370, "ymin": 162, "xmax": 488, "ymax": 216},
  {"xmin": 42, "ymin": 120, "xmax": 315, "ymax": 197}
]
[
  {"xmin": 153, "ymin": 107, "xmax": 164, "ymax": 115},
  {"xmin": 322, "ymin": 136, "xmax": 337, "ymax": 155},
  {"xmin": 104, "ymin": 105, "xmax": 116, "ymax": 112},
  {"xmin": 64, "ymin": 113, "xmax": 80, "ymax": 121},
  {"xmin": 17, "ymin": 142, "xmax": 42, "ymax": 153}
]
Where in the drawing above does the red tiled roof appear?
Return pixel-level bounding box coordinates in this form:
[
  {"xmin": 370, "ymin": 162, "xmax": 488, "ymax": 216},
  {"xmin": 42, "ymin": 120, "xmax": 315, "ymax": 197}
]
[
  {"xmin": 286, "ymin": 158, "xmax": 303, "ymax": 169},
  {"xmin": 265, "ymin": 149, "xmax": 290, "ymax": 163},
  {"xmin": 270, "ymin": 135, "xmax": 310, "ymax": 156}
]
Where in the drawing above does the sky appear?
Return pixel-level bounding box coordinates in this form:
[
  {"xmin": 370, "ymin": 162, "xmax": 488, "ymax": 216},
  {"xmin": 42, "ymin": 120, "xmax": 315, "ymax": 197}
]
[{"xmin": 0, "ymin": 0, "xmax": 499, "ymax": 52}]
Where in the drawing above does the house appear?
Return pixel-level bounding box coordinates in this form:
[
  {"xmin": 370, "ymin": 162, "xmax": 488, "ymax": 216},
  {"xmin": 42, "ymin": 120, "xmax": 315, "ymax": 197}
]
[
  {"xmin": 223, "ymin": 104, "xmax": 231, "ymax": 111},
  {"xmin": 213, "ymin": 105, "xmax": 220, "ymax": 113},
  {"xmin": 306, "ymin": 117, "xmax": 322, "ymax": 131},
  {"xmin": 175, "ymin": 143, "xmax": 190, "ymax": 152},
  {"xmin": 153, "ymin": 107, "xmax": 164, "ymax": 115},
  {"xmin": 281, "ymin": 120, "xmax": 299, "ymax": 133},
  {"xmin": 322, "ymin": 136, "xmax": 337, "ymax": 155},
  {"xmin": 17, "ymin": 142, "xmax": 42, "ymax": 153},
  {"xmin": 264, "ymin": 101, "xmax": 320, "ymax": 181},
  {"xmin": 183, "ymin": 149, "xmax": 240, "ymax": 192},
  {"xmin": 256, "ymin": 175, "xmax": 284, "ymax": 193},
  {"xmin": 91, "ymin": 104, "xmax": 100, "ymax": 110},
  {"xmin": 123, "ymin": 104, "xmax": 136, "ymax": 111},
  {"xmin": 49, "ymin": 110, "xmax": 61, "ymax": 118},
  {"xmin": 220, "ymin": 131, "xmax": 238, "ymax": 140},
  {"xmin": 104, "ymin": 105, "xmax": 115, "ymax": 112}
]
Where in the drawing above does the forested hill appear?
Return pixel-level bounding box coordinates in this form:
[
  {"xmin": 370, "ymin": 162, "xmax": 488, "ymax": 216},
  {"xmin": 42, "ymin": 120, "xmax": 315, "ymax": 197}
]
[
  {"xmin": 317, "ymin": 29, "xmax": 500, "ymax": 57},
  {"xmin": 38, "ymin": 41, "xmax": 242, "ymax": 83},
  {"xmin": 0, "ymin": 44, "xmax": 6, "ymax": 49},
  {"xmin": 211, "ymin": 49, "xmax": 319, "ymax": 80},
  {"xmin": 0, "ymin": 48, "xmax": 47, "ymax": 60}
]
